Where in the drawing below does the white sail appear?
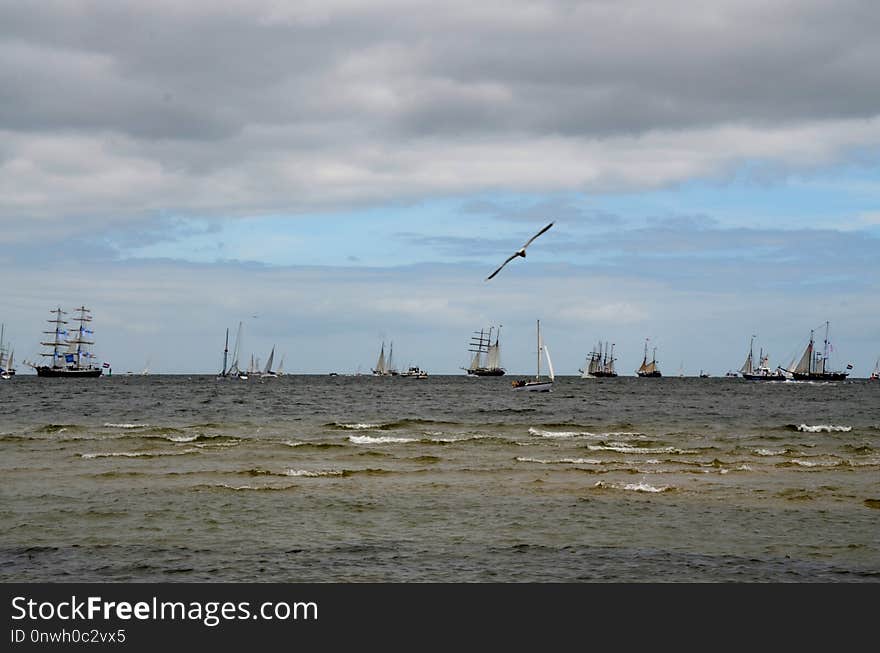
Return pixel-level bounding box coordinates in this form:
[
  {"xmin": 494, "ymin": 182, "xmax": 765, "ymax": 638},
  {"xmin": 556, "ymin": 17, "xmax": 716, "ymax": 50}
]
[
  {"xmin": 740, "ymin": 349, "xmax": 753, "ymax": 375},
  {"xmin": 544, "ymin": 345, "xmax": 555, "ymax": 382},
  {"xmin": 793, "ymin": 339, "xmax": 813, "ymax": 374},
  {"xmin": 264, "ymin": 346, "xmax": 275, "ymax": 374},
  {"xmin": 374, "ymin": 343, "xmax": 387, "ymax": 375},
  {"xmin": 229, "ymin": 322, "xmax": 243, "ymax": 374},
  {"xmin": 470, "ymin": 351, "xmax": 481, "ymax": 369},
  {"xmin": 277, "ymin": 354, "xmax": 285, "ymax": 375},
  {"xmin": 487, "ymin": 343, "xmax": 500, "ymax": 370}
]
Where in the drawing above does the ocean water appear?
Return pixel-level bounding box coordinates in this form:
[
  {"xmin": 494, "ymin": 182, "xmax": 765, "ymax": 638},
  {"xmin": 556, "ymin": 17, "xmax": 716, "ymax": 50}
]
[{"xmin": 1, "ymin": 374, "xmax": 878, "ymax": 582}]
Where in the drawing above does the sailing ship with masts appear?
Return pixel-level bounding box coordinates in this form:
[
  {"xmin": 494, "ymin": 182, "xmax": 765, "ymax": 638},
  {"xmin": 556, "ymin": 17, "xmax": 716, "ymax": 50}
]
[
  {"xmin": 0, "ymin": 323, "xmax": 15, "ymax": 378},
  {"xmin": 636, "ymin": 339, "xmax": 662, "ymax": 377},
  {"xmin": 464, "ymin": 326, "xmax": 505, "ymax": 376},
  {"xmin": 372, "ymin": 341, "xmax": 399, "ymax": 376},
  {"xmin": 35, "ymin": 306, "xmax": 103, "ymax": 378},
  {"xmin": 783, "ymin": 321, "xmax": 851, "ymax": 381},
  {"xmin": 579, "ymin": 341, "xmax": 617, "ymax": 378},
  {"xmin": 512, "ymin": 320, "xmax": 554, "ymax": 392},
  {"xmin": 739, "ymin": 335, "xmax": 787, "ymax": 381}
]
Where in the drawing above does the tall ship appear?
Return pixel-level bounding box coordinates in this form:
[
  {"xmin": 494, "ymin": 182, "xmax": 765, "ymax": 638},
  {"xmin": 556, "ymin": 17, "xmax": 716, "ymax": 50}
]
[
  {"xmin": 579, "ymin": 341, "xmax": 617, "ymax": 378},
  {"xmin": 636, "ymin": 339, "xmax": 662, "ymax": 377},
  {"xmin": 0, "ymin": 323, "xmax": 15, "ymax": 378},
  {"xmin": 35, "ymin": 306, "xmax": 103, "ymax": 378},
  {"xmin": 783, "ymin": 322, "xmax": 851, "ymax": 381},
  {"xmin": 372, "ymin": 341, "xmax": 399, "ymax": 376},
  {"xmin": 464, "ymin": 326, "xmax": 505, "ymax": 376},
  {"xmin": 739, "ymin": 335, "xmax": 787, "ymax": 381}
]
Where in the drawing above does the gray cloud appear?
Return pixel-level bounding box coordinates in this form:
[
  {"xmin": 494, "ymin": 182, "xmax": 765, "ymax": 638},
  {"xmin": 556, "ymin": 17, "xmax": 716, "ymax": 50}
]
[{"xmin": 1, "ymin": 1, "xmax": 880, "ymax": 228}]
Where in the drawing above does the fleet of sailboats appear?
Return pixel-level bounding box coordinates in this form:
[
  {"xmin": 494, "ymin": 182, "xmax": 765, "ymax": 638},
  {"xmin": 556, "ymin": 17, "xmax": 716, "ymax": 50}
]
[
  {"xmin": 511, "ymin": 320, "xmax": 554, "ymax": 392},
  {"xmin": 464, "ymin": 326, "xmax": 505, "ymax": 376}
]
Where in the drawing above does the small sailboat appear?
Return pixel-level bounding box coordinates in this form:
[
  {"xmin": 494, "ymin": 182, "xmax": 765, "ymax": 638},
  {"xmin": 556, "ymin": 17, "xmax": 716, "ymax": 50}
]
[
  {"xmin": 740, "ymin": 335, "xmax": 787, "ymax": 381},
  {"xmin": 0, "ymin": 349, "xmax": 13, "ymax": 380},
  {"xmin": 869, "ymin": 357, "xmax": 879, "ymax": 381},
  {"xmin": 261, "ymin": 345, "xmax": 278, "ymax": 378},
  {"xmin": 512, "ymin": 320, "xmax": 554, "ymax": 392},
  {"xmin": 0, "ymin": 323, "xmax": 15, "ymax": 378},
  {"xmin": 699, "ymin": 370, "xmax": 710, "ymax": 378},
  {"xmin": 636, "ymin": 339, "xmax": 662, "ymax": 378}
]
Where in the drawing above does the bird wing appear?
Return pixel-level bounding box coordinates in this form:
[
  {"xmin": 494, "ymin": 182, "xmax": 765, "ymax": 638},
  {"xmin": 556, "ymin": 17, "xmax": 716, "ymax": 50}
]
[
  {"xmin": 521, "ymin": 222, "xmax": 554, "ymax": 249},
  {"xmin": 486, "ymin": 252, "xmax": 519, "ymax": 281}
]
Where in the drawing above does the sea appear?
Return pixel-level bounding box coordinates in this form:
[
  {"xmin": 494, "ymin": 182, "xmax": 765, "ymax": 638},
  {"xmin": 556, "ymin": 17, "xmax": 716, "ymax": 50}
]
[{"xmin": 1, "ymin": 374, "xmax": 878, "ymax": 582}]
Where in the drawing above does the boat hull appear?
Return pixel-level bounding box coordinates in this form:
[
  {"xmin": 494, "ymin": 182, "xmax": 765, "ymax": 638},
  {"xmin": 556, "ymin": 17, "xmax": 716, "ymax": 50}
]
[
  {"xmin": 742, "ymin": 373, "xmax": 787, "ymax": 381},
  {"xmin": 467, "ymin": 368, "xmax": 506, "ymax": 376},
  {"xmin": 637, "ymin": 371, "xmax": 662, "ymax": 378},
  {"xmin": 791, "ymin": 372, "xmax": 849, "ymax": 381},
  {"xmin": 36, "ymin": 366, "xmax": 103, "ymax": 378},
  {"xmin": 512, "ymin": 380, "xmax": 553, "ymax": 392}
]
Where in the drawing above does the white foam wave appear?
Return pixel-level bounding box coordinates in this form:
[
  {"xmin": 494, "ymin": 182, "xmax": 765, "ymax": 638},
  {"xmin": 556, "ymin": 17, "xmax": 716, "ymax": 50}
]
[
  {"xmin": 338, "ymin": 423, "xmax": 384, "ymax": 430},
  {"xmin": 754, "ymin": 448, "xmax": 786, "ymax": 456},
  {"xmin": 587, "ymin": 443, "xmax": 697, "ymax": 455},
  {"xmin": 283, "ymin": 440, "xmax": 305, "ymax": 447},
  {"xmin": 515, "ymin": 456, "xmax": 602, "ymax": 464},
  {"xmin": 103, "ymin": 423, "xmax": 150, "ymax": 429},
  {"xmin": 349, "ymin": 435, "xmax": 417, "ymax": 445},
  {"xmin": 594, "ymin": 481, "xmax": 671, "ymax": 493},
  {"xmin": 797, "ymin": 424, "xmax": 852, "ymax": 433},
  {"xmin": 528, "ymin": 427, "xmax": 645, "ymax": 439},
  {"xmin": 788, "ymin": 458, "xmax": 840, "ymax": 468},
  {"xmin": 284, "ymin": 469, "xmax": 344, "ymax": 477},
  {"xmin": 166, "ymin": 435, "xmax": 198, "ymax": 442},
  {"xmin": 80, "ymin": 448, "xmax": 199, "ymax": 459}
]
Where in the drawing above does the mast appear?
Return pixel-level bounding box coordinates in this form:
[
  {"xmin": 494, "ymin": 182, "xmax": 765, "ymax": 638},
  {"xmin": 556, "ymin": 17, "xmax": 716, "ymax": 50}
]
[
  {"xmin": 221, "ymin": 328, "xmax": 229, "ymax": 376},
  {"xmin": 264, "ymin": 346, "xmax": 275, "ymax": 374},
  {"xmin": 536, "ymin": 320, "xmax": 541, "ymax": 380},
  {"xmin": 40, "ymin": 307, "xmax": 68, "ymax": 369}
]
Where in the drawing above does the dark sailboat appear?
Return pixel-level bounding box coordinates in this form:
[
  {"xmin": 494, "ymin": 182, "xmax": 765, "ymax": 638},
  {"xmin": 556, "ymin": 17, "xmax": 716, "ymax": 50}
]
[
  {"xmin": 784, "ymin": 322, "xmax": 850, "ymax": 381},
  {"xmin": 464, "ymin": 326, "xmax": 505, "ymax": 376}
]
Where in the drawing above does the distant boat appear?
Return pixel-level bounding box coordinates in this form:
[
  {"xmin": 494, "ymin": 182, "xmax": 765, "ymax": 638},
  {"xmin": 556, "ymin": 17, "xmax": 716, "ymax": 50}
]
[
  {"xmin": 512, "ymin": 320, "xmax": 554, "ymax": 392},
  {"xmin": 0, "ymin": 348, "xmax": 13, "ymax": 380},
  {"xmin": 870, "ymin": 357, "xmax": 879, "ymax": 381},
  {"xmin": 579, "ymin": 341, "xmax": 617, "ymax": 378},
  {"xmin": 400, "ymin": 365, "xmax": 428, "ymax": 378},
  {"xmin": 464, "ymin": 326, "xmax": 506, "ymax": 376},
  {"xmin": 636, "ymin": 339, "xmax": 662, "ymax": 378},
  {"xmin": 35, "ymin": 306, "xmax": 103, "ymax": 378},
  {"xmin": 0, "ymin": 323, "xmax": 15, "ymax": 378},
  {"xmin": 740, "ymin": 335, "xmax": 787, "ymax": 381},
  {"xmin": 783, "ymin": 322, "xmax": 850, "ymax": 381},
  {"xmin": 260, "ymin": 345, "xmax": 279, "ymax": 378},
  {"xmin": 372, "ymin": 341, "xmax": 399, "ymax": 376},
  {"xmin": 699, "ymin": 370, "xmax": 710, "ymax": 378}
]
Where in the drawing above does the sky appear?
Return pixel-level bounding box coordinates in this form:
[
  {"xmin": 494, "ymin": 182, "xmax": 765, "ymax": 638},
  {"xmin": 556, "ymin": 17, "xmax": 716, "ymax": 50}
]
[{"xmin": 1, "ymin": 0, "xmax": 878, "ymax": 375}]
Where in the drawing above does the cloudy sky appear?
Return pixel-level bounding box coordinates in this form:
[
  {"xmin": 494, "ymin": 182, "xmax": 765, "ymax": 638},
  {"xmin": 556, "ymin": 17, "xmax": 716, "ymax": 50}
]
[{"xmin": 2, "ymin": 0, "xmax": 878, "ymax": 375}]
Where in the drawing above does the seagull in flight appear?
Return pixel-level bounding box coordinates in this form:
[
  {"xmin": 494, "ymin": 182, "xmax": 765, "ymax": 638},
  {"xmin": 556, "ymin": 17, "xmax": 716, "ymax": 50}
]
[{"xmin": 485, "ymin": 222, "xmax": 554, "ymax": 281}]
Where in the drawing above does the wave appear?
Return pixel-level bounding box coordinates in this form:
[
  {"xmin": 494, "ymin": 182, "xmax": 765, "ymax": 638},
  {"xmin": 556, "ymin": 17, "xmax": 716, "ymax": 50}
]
[
  {"xmin": 587, "ymin": 443, "xmax": 699, "ymax": 455},
  {"xmin": 776, "ymin": 458, "xmax": 847, "ymax": 468},
  {"xmin": 753, "ymin": 448, "xmax": 788, "ymax": 456},
  {"xmin": 284, "ymin": 469, "xmax": 345, "ymax": 477},
  {"xmin": 326, "ymin": 418, "xmax": 456, "ymax": 431},
  {"xmin": 195, "ymin": 483, "xmax": 296, "ymax": 492},
  {"xmin": 593, "ymin": 481, "xmax": 674, "ymax": 493},
  {"xmin": 103, "ymin": 423, "xmax": 150, "ymax": 429},
  {"xmin": 792, "ymin": 424, "xmax": 852, "ymax": 433},
  {"xmin": 516, "ymin": 456, "xmax": 603, "ymax": 465},
  {"xmin": 348, "ymin": 435, "xmax": 418, "ymax": 445},
  {"xmin": 528, "ymin": 427, "xmax": 645, "ymax": 439},
  {"xmin": 79, "ymin": 448, "xmax": 200, "ymax": 459}
]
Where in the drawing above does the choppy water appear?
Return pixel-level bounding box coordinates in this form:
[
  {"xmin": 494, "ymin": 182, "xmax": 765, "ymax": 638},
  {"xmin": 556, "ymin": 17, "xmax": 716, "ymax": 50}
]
[{"xmin": 1, "ymin": 375, "xmax": 878, "ymax": 582}]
